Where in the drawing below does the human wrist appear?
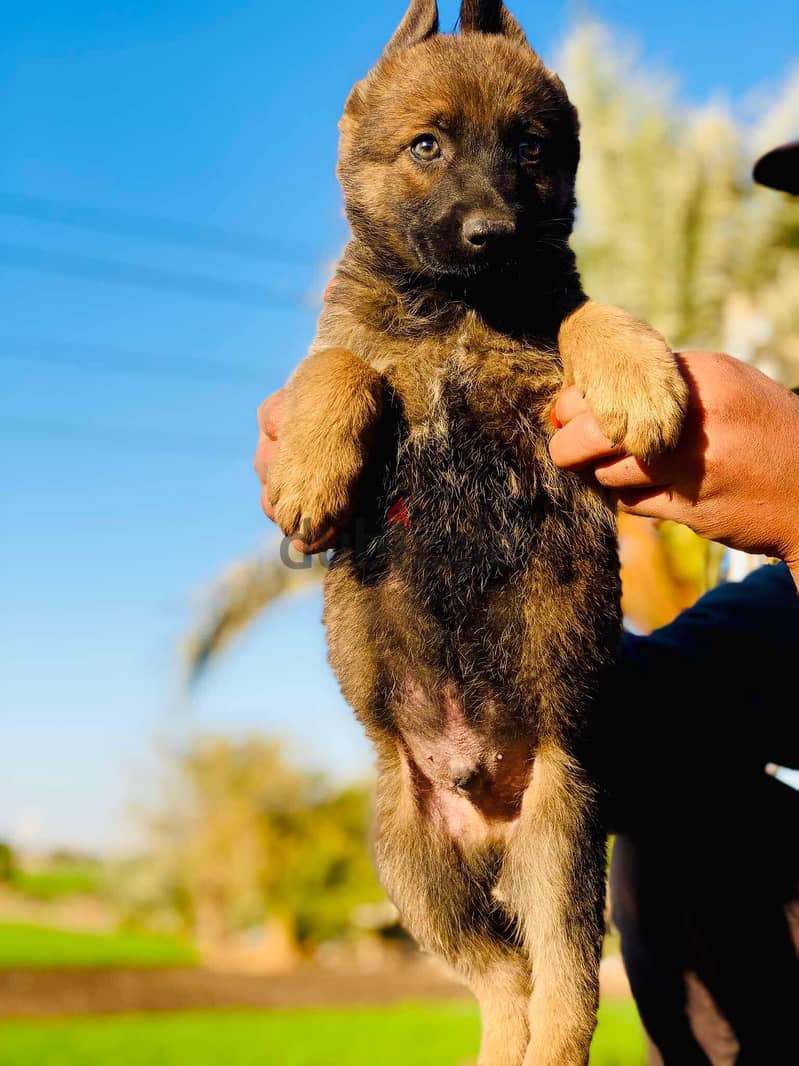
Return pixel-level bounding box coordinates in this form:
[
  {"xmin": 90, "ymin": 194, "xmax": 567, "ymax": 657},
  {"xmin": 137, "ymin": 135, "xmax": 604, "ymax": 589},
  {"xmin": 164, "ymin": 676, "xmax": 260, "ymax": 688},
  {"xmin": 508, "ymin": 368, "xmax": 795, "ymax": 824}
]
[
  {"xmin": 783, "ymin": 532, "xmax": 799, "ymax": 592},
  {"xmin": 771, "ymin": 496, "xmax": 799, "ymax": 590},
  {"xmin": 771, "ymin": 389, "xmax": 799, "ymax": 584}
]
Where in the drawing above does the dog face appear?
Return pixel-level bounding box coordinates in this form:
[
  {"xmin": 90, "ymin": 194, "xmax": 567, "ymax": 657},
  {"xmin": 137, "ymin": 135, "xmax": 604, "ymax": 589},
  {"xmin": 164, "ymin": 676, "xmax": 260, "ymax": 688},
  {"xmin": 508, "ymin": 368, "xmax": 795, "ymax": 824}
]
[{"xmin": 338, "ymin": 0, "xmax": 580, "ymax": 278}]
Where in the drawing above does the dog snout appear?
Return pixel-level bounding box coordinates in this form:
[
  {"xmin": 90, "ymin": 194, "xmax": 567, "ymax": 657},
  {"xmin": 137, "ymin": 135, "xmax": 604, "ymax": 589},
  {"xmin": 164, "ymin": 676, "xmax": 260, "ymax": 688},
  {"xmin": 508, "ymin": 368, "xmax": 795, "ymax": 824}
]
[{"xmin": 462, "ymin": 214, "xmax": 516, "ymax": 251}]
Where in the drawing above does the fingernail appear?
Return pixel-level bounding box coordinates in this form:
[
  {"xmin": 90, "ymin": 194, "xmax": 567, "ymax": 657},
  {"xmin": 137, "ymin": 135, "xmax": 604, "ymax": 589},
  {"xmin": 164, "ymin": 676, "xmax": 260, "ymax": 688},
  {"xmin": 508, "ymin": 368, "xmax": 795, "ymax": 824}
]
[{"xmin": 550, "ymin": 404, "xmax": 563, "ymax": 429}]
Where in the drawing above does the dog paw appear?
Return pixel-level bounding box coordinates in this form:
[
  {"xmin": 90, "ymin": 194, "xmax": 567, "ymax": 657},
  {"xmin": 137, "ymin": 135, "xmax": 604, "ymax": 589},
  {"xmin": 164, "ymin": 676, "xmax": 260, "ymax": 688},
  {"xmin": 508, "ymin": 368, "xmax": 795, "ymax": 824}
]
[
  {"xmin": 560, "ymin": 302, "xmax": 688, "ymax": 463},
  {"xmin": 581, "ymin": 335, "xmax": 688, "ymax": 461},
  {"xmin": 266, "ymin": 347, "xmax": 383, "ymax": 545},
  {"xmin": 269, "ymin": 448, "xmax": 356, "ymax": 545}
]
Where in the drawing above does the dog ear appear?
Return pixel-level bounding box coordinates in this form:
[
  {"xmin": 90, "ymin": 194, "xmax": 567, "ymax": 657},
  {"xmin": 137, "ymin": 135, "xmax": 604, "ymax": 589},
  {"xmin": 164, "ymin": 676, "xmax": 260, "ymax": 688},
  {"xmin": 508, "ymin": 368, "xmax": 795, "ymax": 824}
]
[
  {"xmin": 458, "ymin": 0, "xmax": 528, "ymax": 45},
  {"xmin": 382, "ymin": 0, "xmax": 439, "ymax": 58},
  {"xmin": 341, "ymin": 1, "xmax": 438, "ymax": 126}
]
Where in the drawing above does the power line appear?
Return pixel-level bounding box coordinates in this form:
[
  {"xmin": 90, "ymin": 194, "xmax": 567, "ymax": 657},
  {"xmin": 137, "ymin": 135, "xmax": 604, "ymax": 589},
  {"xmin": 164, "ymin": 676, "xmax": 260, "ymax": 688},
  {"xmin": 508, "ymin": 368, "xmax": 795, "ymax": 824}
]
[
  {"xmin": 0, "ymin": 415, "xmax": 246, "ymax": 458},
  {"xmin": 0, "ymin": 243, "xmax": 311, "ymax": 309},
  {"xmin": 0, "ymin": 191, "xmax": 315, "ymax": 263},
  {"xmin": 0, "ymin": 335, "xmax": 269, "ymax": 384}
]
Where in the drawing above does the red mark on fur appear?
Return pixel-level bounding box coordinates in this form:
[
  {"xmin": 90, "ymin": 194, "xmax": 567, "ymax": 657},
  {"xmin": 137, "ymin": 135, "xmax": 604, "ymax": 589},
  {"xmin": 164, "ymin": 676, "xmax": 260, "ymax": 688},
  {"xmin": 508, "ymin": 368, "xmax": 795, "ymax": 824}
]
[
  {"xmin": 387, "ymin": 496, "xmax": 410, "ymax": 530},
  {"xmin": 323, "ymin": 279, "xmax": 337, "ymax": 303}
]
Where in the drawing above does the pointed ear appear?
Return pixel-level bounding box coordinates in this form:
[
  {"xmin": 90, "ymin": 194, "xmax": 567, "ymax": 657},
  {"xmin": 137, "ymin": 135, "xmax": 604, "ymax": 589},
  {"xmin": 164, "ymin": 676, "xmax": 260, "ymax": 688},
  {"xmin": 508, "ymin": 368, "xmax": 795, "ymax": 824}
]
[
  {"xmin": 383, "ymin": 0, "xmax": 439, "ymax": 59},
  {"xmin": 459, "ymin": 0, "xmax": 528, "ymax": 45}
]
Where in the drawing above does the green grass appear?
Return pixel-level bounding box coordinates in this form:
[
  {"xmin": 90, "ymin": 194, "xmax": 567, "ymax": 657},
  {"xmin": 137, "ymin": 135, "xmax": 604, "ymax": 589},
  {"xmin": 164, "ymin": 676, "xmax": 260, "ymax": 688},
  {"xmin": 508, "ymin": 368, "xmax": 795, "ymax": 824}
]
[
  {"xmin": 11, "ymin": 865, "xmax": 102, "ymax": 902},
  {"xmin": 0, "ymin": 922, "xmax": 198, "ymax": 970},
  {"xmin": 0, "ymin": 1001, "xmax": 646, "ymax": 1065}
]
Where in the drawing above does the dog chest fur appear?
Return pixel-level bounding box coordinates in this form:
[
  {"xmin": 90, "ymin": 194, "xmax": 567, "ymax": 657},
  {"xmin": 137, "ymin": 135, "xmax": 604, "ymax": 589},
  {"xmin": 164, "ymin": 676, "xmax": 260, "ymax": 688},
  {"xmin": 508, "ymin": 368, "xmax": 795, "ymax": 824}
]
[{"xmin": 325, "ymin": 320, "xmax": 621, "ymax": 820}]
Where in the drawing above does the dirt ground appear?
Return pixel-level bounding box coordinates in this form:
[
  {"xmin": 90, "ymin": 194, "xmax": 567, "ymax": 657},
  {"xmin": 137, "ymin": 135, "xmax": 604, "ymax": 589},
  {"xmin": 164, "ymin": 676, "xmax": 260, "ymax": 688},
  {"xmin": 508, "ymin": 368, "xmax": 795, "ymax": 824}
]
[
  {"xmin": 0, "ymin": 956, "xmax": 630, "ymax": 1019},
  {"xmin": 0, "ymin": 965, "xmax": 467, "ymax": 1018}
]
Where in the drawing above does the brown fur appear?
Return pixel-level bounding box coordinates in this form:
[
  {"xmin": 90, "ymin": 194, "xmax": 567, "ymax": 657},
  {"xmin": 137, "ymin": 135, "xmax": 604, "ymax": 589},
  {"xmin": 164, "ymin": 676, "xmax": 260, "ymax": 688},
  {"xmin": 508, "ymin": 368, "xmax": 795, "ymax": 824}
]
[{"xmin": 268, "ymin": 4, "xmax": 687, "ymax": 1063}]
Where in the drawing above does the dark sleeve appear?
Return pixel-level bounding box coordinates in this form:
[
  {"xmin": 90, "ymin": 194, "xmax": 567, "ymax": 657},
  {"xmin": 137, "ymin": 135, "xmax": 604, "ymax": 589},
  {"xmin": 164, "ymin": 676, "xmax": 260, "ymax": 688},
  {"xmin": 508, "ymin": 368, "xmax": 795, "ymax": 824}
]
[{"xmin": 598, "ymin": 563, "xmax": 799, "ymax": 828}]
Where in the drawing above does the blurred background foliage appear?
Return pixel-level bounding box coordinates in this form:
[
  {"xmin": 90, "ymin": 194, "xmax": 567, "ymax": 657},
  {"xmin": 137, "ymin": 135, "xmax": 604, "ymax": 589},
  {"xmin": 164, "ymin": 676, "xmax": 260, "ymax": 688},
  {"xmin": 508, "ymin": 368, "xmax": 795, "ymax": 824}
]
[
  {"xmin": 566, "ymin": 23, "xmax": 799, "ymax": 374},
  {"xmin": 119, "ymin": 737, "xmax": 382, "ymax": 956}
]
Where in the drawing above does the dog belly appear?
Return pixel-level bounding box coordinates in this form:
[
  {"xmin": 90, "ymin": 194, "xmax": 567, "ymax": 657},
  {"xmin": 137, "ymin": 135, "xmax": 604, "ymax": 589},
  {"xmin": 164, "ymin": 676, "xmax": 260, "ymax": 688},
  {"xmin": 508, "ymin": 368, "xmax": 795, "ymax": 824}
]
[{"xmin": 397, "ymin": 678, "xmax": 533, "ymax": 849}]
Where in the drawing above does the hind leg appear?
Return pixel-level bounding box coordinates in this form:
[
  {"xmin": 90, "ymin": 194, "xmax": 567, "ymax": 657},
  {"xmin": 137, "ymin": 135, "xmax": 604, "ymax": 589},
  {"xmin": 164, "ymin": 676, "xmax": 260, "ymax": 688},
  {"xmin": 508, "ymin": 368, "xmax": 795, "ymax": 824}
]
[
  {"xmin": 471, "ymin": 963, "xmax": 531, "ymax": 1066},
  {"xmin": 498, "ymin": 741, "xmax": 607, "ymax": 1066},
  {"xmin": 373, "ymin": 744, "xmax": 531, "ymax": 1066}
]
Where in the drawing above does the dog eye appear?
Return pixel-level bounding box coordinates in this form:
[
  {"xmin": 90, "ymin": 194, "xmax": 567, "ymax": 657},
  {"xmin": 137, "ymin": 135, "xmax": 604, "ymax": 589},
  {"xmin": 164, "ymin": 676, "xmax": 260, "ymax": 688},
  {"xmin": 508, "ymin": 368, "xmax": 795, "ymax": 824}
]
[
  {"xmin": 518, "ymin": 137, "xmax": 543, "ymax": 163},
  {"xmin": 410, "ymin": 135, "xmax": 441, "ymax": 162}
]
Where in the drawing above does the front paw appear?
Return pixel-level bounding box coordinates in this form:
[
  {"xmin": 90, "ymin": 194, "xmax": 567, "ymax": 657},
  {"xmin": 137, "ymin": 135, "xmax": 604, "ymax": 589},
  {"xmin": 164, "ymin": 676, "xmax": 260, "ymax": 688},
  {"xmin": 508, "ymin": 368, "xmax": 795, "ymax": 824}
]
[
  {"xmin": 266, "ymin": 347, "xmax": 383, "ymax": 544},
  {"xmin": 582, "ymin": 335, "xmax": 687, "ymax": 461},
  {"xmin": 560, "ymin": 303, "xmax": 688, "ymax": 462},
  {"xmin": 269, "ymin": 446, "xmax": 357, "ymax": 545}
]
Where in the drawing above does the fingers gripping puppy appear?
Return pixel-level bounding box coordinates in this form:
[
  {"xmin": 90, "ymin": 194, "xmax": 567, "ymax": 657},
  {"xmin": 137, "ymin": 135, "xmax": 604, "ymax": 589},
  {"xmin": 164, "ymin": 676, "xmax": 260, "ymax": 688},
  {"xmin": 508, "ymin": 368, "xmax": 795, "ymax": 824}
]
[{"xmin": 269, "ymin": 3, "xmax": 686, "ymax": 1063}]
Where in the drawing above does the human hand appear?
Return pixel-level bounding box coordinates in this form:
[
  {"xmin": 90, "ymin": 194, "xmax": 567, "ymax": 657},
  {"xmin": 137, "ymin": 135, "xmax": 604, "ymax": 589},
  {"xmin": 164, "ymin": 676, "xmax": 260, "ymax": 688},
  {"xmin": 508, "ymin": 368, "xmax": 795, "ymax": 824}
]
[
  {"xmin": 549, "ymin": 351, "xmax": 799, "ymax": 585},
  {"xmin": 254, "ymin": 389, "xmax": 338, "ymax": 554}
]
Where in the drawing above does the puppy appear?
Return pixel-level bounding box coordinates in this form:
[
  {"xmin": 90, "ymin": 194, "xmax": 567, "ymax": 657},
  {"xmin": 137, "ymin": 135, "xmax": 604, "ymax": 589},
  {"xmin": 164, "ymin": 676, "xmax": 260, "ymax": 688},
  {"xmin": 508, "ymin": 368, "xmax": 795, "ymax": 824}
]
[{"xmin": 268, "ymin": 3, "xmax": 687, "ymax": 1063}]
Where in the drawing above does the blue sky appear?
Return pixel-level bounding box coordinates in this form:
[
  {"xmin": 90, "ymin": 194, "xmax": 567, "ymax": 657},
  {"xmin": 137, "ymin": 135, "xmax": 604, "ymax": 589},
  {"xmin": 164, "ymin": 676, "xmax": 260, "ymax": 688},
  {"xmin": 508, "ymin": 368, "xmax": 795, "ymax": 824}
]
[{"xmin": 2, "ymin": 0, "xmax": 798, "ymax": 852}]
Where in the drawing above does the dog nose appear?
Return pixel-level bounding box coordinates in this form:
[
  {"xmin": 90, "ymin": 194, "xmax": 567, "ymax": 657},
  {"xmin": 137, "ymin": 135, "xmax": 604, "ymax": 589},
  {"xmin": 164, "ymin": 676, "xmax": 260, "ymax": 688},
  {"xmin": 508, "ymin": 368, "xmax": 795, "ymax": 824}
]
[{"xmin": 462, "ymin": 215, "xmax": 516, "ymax": 249}]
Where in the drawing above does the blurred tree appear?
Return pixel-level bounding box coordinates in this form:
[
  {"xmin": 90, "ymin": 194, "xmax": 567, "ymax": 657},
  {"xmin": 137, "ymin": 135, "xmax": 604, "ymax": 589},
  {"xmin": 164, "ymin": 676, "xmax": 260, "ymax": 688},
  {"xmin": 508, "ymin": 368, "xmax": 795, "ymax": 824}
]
[
  {"xmin": 127, "ymin": 737, "xmax": 383, "ymax": 954},
  {"xmin": 616, "ymin": 514, "xmax": 727, "ymax": 633},
  {"xmin": 563, "ymin": 22, "xmax": 799, "ymax": 379},
  {"xmin": 0, "ymin": 842, "xmax": 15, "ymax": 883}
]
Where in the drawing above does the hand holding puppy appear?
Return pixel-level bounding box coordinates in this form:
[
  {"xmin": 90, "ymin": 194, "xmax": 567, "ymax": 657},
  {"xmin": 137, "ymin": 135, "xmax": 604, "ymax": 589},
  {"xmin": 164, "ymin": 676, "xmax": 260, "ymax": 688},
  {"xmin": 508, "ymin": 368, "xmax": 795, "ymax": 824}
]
[{"xmin": 549, "ymin": 350, "xmax": 799, "ymax": 584}]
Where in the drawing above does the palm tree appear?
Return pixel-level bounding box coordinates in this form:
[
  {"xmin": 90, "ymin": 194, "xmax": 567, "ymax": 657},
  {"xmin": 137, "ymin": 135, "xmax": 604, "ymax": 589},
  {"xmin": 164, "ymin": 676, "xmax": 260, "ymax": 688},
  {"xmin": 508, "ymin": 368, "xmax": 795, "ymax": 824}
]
[
  {"xmin": 184, "ymin": 552, "xmax": 320, "ymax": 677},
  {"xmin": 183, "ymin": 21, "xmax": 799, "ymax": 675},
  {"xmin": 564, "ymin": 22, "xmax": 799, "ymax": 374},
  {"xmin": 119, "ymin": 737, "xmax": 382, "ymax": 962}
]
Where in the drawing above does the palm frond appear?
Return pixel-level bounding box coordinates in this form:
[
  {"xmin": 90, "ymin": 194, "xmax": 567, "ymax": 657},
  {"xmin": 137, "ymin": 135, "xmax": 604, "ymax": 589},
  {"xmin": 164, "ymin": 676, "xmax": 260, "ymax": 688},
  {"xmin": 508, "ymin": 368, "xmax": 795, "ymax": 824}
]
[{"xmin": 182, "ymin": 545, "xmax": 323, "ymax": 681}]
